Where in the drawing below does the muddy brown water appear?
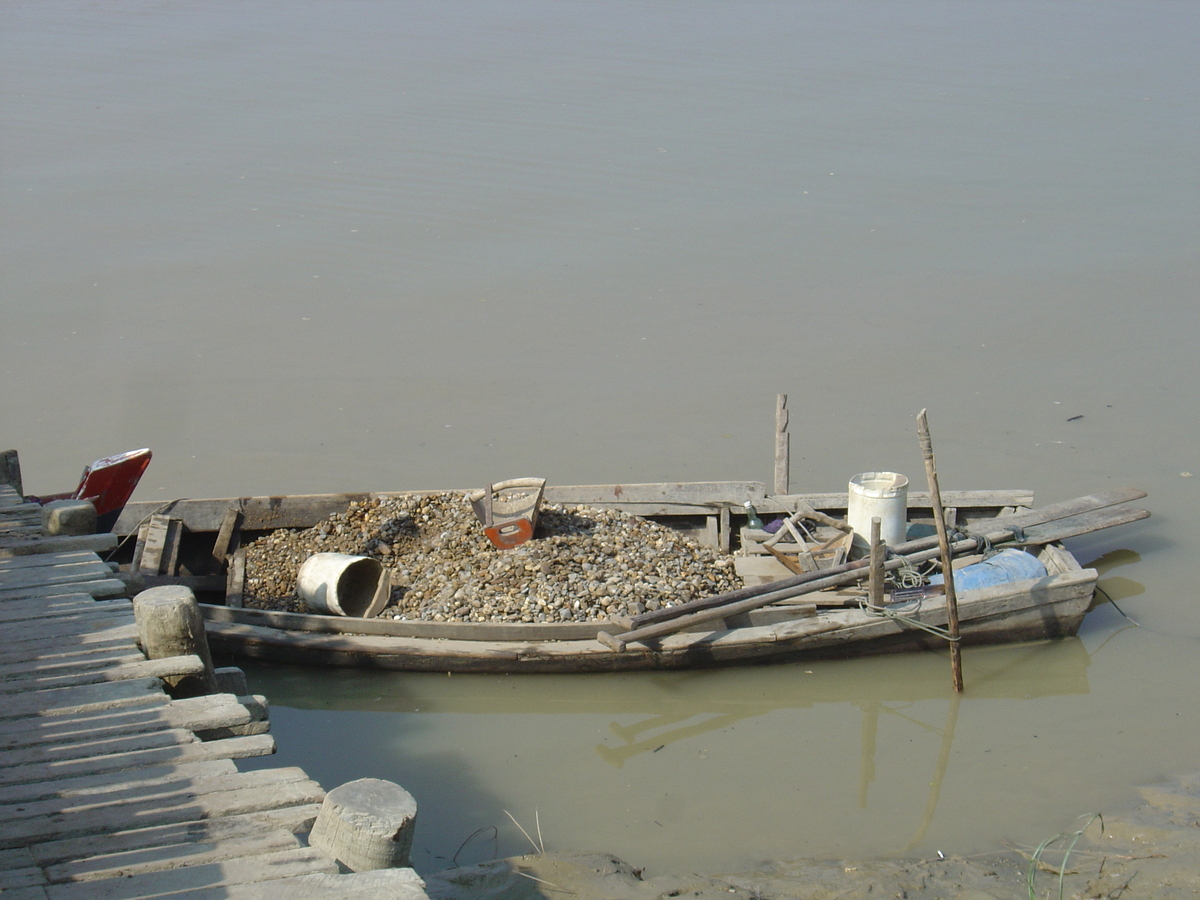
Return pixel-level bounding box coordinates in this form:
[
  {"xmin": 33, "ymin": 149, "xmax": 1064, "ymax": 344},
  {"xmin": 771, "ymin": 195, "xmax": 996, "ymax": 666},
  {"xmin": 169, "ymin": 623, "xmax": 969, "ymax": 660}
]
[{"xmin": 3, "ymin": 0, "xmax": 1197, "ymax": 881}]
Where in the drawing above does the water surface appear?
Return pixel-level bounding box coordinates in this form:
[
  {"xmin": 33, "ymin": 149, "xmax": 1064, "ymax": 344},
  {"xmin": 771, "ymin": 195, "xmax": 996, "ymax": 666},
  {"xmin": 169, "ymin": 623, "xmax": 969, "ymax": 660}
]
[{"xmin": 2, "ymin": 0, "xmax": 1197, "ymax": 877}]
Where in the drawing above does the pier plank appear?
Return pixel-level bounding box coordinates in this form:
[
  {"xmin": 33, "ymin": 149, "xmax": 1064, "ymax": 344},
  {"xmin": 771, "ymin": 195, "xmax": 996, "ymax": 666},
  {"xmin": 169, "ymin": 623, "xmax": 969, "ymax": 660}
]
[
  {"xmin": 0, "ymin": 560, "xmax": 119, "ymax": 591},
  {"xmin": 3, "ymin": 617, "xmax": 137, "ymax": 646},
  {"xmin": 42, "ymin": 847, "xmax": 336, "ymax": 900},
  {"xmin": 0, "ymin": 768, "xmax": 314, "ymax": 827},
  {"xmin": 29, "ymin": 803, "xmax": 322, "ymax": 868},
  {"xmin": 0, "ymin": 733, "xmax": 276, "ymax": 789},
  {"xmin": 3, "ymin": 778, "xmax": 322, "ymax": 852},
  {"xmin": 0, "ymin": 533, "xmax": 119, "ymax": 558},
  {"xmin": 0, "ymin": 695, "xmax": 257, "ymax": 751},
  {"xmin": 0, "ymin": 578, "xmax": 127, "ymax": 601},
  {"xmin": 44, "ymin": 828, "xmax": 303, "ymax": 885},
  {"xmin": 0, "ymin": 639, "xmax": 142, "ymax": 669},
  {"xmin": 0, "ymin": 597, "xmax": 132, "ymax": 624},
  {"xmin": 169, "ymin": 869, "xmax": 429, "ymax": 900},
  {"xmin": 0, "ymin": 653, "xmax": 204, "ymax": 694},
  {"xmin": 0, "ymin": 726, "xmax": 202, "ymax": 772},
  {"xmin": 0, "ymin": 760, "xmax": 238, "ymax": 807},
  {"xmin": 0, "ymin": 677, "xmax": 167, "ymax": 720},
  {"xmin": 0, "ymin": 551, "xmax": 104, "ymax": 572}
]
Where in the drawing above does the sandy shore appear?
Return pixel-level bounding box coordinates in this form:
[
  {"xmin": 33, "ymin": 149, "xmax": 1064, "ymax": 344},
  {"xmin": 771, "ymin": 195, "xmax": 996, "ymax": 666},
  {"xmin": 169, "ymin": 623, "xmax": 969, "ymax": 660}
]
[{"xmin": 424, "ymin": 772, "xmax": 1199, "ymax": 899}]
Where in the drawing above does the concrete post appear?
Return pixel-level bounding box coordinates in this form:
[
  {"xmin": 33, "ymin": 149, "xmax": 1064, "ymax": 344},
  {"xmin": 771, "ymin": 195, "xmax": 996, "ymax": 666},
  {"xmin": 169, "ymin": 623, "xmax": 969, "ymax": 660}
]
[
  {"xmin": 131, "ymin": 586, "xmax": 218, "ymax": 697},
  {"xmin": 309, "ymin": 778, "xmax": 418, "ymax": 872}
]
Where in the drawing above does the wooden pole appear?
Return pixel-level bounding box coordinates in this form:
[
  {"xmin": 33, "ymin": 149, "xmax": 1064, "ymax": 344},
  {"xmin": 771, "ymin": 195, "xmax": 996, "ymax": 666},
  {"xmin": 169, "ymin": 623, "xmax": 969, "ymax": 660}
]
[
  {"xmin": 916, "ymin": 409, "xmax": 964, "ymax": 693},
  {"xmin": 868, "ymin": 516, "xmax": 884, "ymax": 609},
  {"xmin": 774, "ymin": 394, "xmax": 789, "ymax": 496}
]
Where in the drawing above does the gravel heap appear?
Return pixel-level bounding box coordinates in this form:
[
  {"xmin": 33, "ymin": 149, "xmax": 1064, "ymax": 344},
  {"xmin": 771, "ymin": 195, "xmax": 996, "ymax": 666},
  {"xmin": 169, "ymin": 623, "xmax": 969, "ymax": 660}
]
[{"xmin": 242, "ymin": 493, "xmax": 742, "ymax": 622}]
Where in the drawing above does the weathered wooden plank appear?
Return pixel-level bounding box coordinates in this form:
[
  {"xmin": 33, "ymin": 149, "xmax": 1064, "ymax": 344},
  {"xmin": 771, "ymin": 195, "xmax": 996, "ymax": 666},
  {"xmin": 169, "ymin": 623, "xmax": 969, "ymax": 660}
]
[
  {"xmin": 0, "ymin": 654, "xmax": 204, "ymax": 694},
  {"xmin": 0, "ymin": 760, "xmax": 237, "ymax": 808},
  {"xmin": 42, "ymin": 847, "xmax": 336, "ymax": 900},
  {"xmin": 4, "ymin": 778, "xmax": 321, "ymax": 855},
  {"xmin": 0, "ymin": 733, "xmax": 276, "ymax": 790},
  {"xmin": 0, "ymin": 560, "xmax": 116, "ymax": 591},
  {"xmin": 167, "ymin": 869, "xmax": 430, "ymax": 900},
  {"xmin": 0, "ymin": 650, "xmax": 145, "ymax": 682},
  {"xmin": 0, "ymin": 637, "xmax": 139, "ymax": 669},
  {"xmin": 1, "ymin": 622, "xmax": 137, "ymax": 656},
  {"xmin": 44, "ymin": 828, "xmax": 302, "ymax": 885},
  {"xmin": 0, "ymin": 596, "xmax": 131, "ymax": 624},
  {"xmin": 0, "ymin": 695, "xmax": 254, "ymax": 753},
  {"xmin": 0, "ymin": 677, "xmax": 166, "ymax": 721},
  {"xmin": 0, "ymin": 767, "xmax": 313, "ymax": 827},
  {"xmin": 0, "ymin": 727, "xmax": 202, "ymax": 780},
  {"xmin": 0, "ymin": 867, "xmax": 44, "ymax": 891},
  {"xmin": 0, "ymin": 848, "xmax": 42, "ymax": 890},
  {"xmin": 0, "ymin": 551, "xmax": 101, "ymax": 572},
  {"xmin": 0, "ymin": 602, "xmax": 132, "ymax": 633},
  {"xmin": 210, "ymin": 506, "xmax": 243, "ymax": 572},
  {"xmin": 29, "ymin": 803, "xmax": 321, "ymax": 867},
  {"xmin": 0, "ymin": 533, "xmax": 119, "ymax": 558},
  {"xmin": 0, "ymin": 578, "xmax": 127, "ymax": 602}
]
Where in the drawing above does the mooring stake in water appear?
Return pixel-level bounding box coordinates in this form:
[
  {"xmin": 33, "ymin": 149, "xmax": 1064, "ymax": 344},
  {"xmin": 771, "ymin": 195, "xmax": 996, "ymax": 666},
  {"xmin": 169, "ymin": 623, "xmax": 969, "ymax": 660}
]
[{"xmin": 916, "ymin": 409, "xmax": 964, "ymax": 693}]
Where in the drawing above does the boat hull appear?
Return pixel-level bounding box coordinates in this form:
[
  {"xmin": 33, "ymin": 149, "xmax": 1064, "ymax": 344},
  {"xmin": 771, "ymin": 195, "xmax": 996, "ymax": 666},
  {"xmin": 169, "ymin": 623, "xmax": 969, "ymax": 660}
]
[{"xmin": 200, "ymin": 546, "xmax": 1096, "ymax": 673}]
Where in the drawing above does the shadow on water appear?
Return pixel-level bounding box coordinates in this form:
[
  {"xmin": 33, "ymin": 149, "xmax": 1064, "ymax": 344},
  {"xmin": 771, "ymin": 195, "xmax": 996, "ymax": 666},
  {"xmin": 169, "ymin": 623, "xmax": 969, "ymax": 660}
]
[{"xmin": 236, "ymin": 638, "xmax": 1093, "ymax": 873}]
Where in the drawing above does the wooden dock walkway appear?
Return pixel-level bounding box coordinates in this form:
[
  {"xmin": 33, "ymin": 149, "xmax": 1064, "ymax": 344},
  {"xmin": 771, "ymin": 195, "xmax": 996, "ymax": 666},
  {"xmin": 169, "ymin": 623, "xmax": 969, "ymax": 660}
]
[{"xmin": 0, "ymin": 483, "xmax": 428, "ymax": 899}]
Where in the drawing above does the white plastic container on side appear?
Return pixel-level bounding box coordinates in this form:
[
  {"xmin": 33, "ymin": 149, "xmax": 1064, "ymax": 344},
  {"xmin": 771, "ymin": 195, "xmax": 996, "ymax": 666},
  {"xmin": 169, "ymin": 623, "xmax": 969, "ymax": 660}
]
[
  {"xmin": 847, "ymin": 472, "xmax": 909, "ymax": 555},
  {"xmin": 296, "ymin": 553, "xmax": 387, "ymax": 618}
]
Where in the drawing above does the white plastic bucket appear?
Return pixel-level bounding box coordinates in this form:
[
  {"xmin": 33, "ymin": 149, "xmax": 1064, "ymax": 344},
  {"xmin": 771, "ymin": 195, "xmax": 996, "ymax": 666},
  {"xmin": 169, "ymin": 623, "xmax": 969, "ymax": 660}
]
[
  {"xmin": 296, "ymin": 553, "xmax": 387, "ymax": 618},
  {"xmin": 847, "ymin": 472, "xmax": 909, "ymax": 554}
]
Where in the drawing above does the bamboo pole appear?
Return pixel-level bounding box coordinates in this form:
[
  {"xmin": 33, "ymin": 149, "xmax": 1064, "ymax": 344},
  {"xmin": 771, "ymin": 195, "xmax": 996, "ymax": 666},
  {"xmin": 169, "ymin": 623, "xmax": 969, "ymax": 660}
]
[{"xmin": 916, "ymin": 409, "xmax": 964, "ymax": 692}]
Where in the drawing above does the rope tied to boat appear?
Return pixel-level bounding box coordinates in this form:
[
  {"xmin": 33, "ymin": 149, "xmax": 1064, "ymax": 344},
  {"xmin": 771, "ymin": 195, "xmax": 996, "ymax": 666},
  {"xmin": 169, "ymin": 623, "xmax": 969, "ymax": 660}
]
[
  {"xmin": 860, "ymin": 596, "xmax": 963, "ymax": 643},
  {"xmin": 861, "ymin": 546, "xmax": 962, "ymax": 643}
]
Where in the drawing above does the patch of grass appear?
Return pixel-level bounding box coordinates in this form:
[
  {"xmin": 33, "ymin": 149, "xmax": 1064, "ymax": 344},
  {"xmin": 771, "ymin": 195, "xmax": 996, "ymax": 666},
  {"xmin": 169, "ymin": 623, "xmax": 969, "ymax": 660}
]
[{"xmin": 1027, "ymin": 813, "xmax": 1103, "ymax": 900}]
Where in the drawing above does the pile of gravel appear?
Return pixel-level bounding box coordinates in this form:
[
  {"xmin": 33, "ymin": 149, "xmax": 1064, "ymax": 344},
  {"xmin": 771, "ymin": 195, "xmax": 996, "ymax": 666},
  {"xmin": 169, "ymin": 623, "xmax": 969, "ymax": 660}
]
[{"xmin": 242, "ymin": 493, "xmax": 741, "ymax": 623}]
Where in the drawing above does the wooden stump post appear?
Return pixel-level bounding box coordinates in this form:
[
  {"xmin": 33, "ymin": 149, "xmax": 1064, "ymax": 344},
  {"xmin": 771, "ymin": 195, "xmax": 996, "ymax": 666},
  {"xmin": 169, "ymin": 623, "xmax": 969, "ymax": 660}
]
[
  {"xmin": 0, "ymin": 449, "xmax": 22, "ymax": 497},
  {"xmin": 132, "ymin": 585, "xmax": 218, "ymax": 697},
  {"xmin": 309, "ymin": 778, "xmax": 418, "ymax": 872},
  {"xmin": 41, "ymin": 499, "xmax": 97, "ymax": 536}
]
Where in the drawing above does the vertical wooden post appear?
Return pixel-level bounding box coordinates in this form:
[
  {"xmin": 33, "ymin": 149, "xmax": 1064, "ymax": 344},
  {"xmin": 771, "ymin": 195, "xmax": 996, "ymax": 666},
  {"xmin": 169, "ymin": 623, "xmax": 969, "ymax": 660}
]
[
  {"xmin": 0, "ymin": 450, "xmax": 22, "ymax": 497},
  {"xmin": 774, "ymin": 394, "xmax": 789, "ymax": 496},
  {"xmin": 916, "ymin": 409, "xmax": 964, "ymax": 692},
  {"xmin": 868, "ymin": 516, "xmax": 885, "ymax": 609},
  {"xmin": 132, "ymin": 585, "xmax": 218, "ymax": 698}
]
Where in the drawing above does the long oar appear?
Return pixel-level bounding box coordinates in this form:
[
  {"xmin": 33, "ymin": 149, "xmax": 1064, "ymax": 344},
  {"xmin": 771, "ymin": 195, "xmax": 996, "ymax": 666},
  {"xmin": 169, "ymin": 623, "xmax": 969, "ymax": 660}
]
[
  {"xmin": 916, "ymin": 409, "xmax": 963, "ymax": 692},
  {"xmin": 596, "ymin": 500, "xmax": 1148, "ymax": 652}
]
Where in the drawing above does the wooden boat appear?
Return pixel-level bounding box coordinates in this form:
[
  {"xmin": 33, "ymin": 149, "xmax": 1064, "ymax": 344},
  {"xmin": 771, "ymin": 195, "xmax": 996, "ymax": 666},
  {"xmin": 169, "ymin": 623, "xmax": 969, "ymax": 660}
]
[{"xmin": 109, "ymin": 482, "xmax": 1149, "ymax": 674}]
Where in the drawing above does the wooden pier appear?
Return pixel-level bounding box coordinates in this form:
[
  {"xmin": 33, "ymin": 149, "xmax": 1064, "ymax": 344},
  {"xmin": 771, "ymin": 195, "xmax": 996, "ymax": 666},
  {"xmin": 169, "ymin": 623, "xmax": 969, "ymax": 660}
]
[{"xmin": 0, "ymin": 481, "xmax": 428, "ymax": 899}]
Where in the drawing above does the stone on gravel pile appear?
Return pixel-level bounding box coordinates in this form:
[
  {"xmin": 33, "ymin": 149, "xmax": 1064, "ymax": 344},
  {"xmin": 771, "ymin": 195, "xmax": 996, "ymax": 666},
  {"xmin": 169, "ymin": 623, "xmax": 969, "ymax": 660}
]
[{"xmin": 242, "ymin": 493, "xmax": 741, "ymax": 622}]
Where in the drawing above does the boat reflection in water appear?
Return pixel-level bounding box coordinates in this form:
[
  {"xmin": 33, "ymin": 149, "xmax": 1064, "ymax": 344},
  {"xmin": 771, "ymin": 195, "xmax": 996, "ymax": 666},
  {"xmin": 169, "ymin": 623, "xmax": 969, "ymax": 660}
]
[{"xmin": 240, "ymin": 635, "xmax": 1095, "ymax": 867}]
